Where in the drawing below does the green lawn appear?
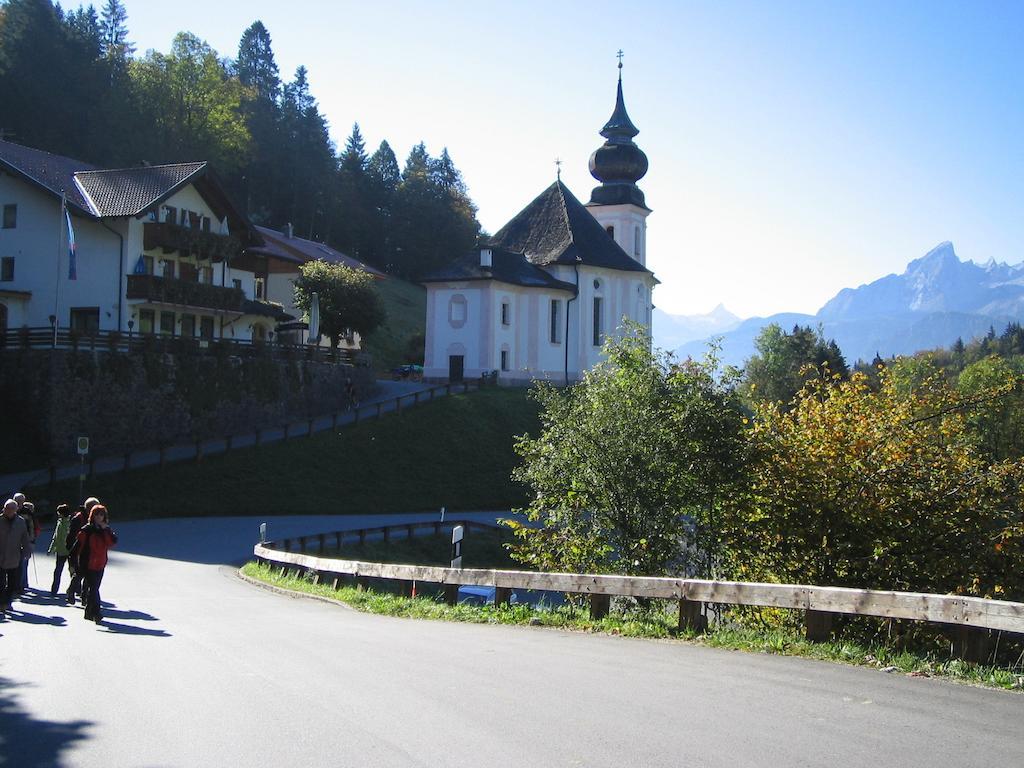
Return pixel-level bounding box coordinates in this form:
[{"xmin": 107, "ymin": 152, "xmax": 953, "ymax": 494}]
[
  {"xmin": 361, "ymin": 276, "xmax": 425, "ymax": 374},
  {"xmin": 36, "ymin": 388, "xmax": 540, "ymax": 518}
]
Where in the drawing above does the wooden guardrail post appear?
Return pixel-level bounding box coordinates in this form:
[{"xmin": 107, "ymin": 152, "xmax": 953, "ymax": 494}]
[
  {"xmin": 335, "ymin": 531, "xmax": 343, "ymax": 549},
  {"xmin": 955, "ymin": 626, "xmax": 992, "ymax": 663},
  {"xmin": 805, "ymin": 610, "xmax": 834, "ymax": 642},
  {"xmin": 318, "ymin": 534, "xmax": 326, "ymax": 554},
  {"xmin": 444, "ymin": 584, "xmax": 459, "ymax": 605},
  {"xmin": 589, "ymin": 594, "xmax": 611, "ymax": 620},
  {"xmin": 494, "ymin": 587, "xmax": 513, "ymax": 607},
  {"xmin": 356, "ymin": 576, "xmax": 369, "ymax": 591},
  {"xmin": 678, "ymin": 598, "xmax": 707, "ymax": 633}
]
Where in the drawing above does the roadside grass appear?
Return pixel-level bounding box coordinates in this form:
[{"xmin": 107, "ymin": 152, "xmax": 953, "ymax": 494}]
[
  {"xmin": 241, "ymin": 561, "xmax": 1024, "ymax": 693},
  {"xmin": 36, "ymin": 388, "xmax": 539, "ymax": 519}
]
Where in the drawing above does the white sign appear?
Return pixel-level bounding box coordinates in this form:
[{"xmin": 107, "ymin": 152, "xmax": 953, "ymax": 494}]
[{"xmin": 76, "ymin": 436, "xmax": 89, "ymax": 456}]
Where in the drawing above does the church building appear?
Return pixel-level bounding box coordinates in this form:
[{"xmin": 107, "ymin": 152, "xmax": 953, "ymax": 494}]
[{"xmin": 422, "ymin": 65, "xmax": 657, "ymax": 384}]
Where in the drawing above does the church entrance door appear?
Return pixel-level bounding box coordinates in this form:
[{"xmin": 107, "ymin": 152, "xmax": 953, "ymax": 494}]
[{"xmin": 448, "ymin": 355, "xmax": 464, "ymax": 383}]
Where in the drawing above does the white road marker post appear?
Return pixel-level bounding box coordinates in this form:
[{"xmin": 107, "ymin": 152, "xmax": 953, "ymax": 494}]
[
  {"xmin": 451, "ymin": 525, "xmax": 464, "ymax": 569},
  {"xmin": 259, "ymin": 522, "xmax": 267, "ymax": 544}
]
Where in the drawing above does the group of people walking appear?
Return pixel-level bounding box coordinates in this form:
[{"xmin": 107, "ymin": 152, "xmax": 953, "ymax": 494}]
[{"xmin": 0, "ymin": 493, "xmax": 117, "ymax": 623}]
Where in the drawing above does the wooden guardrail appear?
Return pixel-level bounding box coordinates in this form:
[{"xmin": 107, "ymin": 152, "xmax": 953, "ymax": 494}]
[{"xmin": 253, "ymin": 520, "xmax": 1024, "ymax": 661}]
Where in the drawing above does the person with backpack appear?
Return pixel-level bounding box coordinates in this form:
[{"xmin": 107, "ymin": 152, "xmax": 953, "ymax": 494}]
[
  {"xmin": 48, "ymin": 503, "xmax": 72, "ymax": 596},
  {"xmin": 1, "ymin": 499, "xmax": 30, "ymax": 615},
  {"xmin": 66, "ymin": 498, "xmax": 99, "ymax": 605},
  {"xmin": 72, "ymin": 504, "xmax": 117, "ymax": 624}
]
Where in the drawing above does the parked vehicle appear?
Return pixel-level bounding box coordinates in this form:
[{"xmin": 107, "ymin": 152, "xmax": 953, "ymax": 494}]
[{"xmin": 391, "ymin": 364, "xmax": 423, "ymax": 381}]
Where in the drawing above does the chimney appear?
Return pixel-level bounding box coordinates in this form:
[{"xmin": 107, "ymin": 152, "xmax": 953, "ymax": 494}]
[
  {"xmin": 285, "ymin": 222, "xmax": 294, "ymax": 239},
  {"xmin": 480, "ymin": 248, "xmax": 492, "ymax": 269}
]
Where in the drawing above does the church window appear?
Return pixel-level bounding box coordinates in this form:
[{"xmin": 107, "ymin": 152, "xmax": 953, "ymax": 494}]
[
  {"xmin": 501, "ymin": 300, "xmax": 510, "ymax": 326},
  {"xmin": 593, "ymin": 297, "xmax": 604, "ymax": 347},
  {"xmin": 605, "ymin": 225, "xmax": 614, "ymax": 238},
  {"xmin": 2, "ymin": 204, "xmax": 17, "ymax": 229},
  {"xmin": 448, "ymin": 294, "xmax": 467, "ymax": 328},
  {"xmin": 501, "ymin": 349, "xmax": 510, "ymax": 371},
  {"xmin": 634, "ymin": 226, "xmax": 641, "ymax": 257},
  {"xmin": 549, "ymin": 299, "xmax": 561, "ymax": 344},
  {"xmin": 1, "ymin": 257, "xmax": 13, "ymax": 281}
]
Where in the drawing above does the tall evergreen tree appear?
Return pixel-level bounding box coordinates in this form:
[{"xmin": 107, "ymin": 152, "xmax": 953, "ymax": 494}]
[
  {"xmin": 234, "ymin": 20, "xmax": 282, "ymax": 219},
  {"xmin": 98, "ymin": 0, "xmax": 132, "ymax": 61}
]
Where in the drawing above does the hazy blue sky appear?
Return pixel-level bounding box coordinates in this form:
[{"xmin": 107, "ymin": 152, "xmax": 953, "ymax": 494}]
[{"xmin": 123, "ymin": 0, "xmax": 1024, "ymax": 319}]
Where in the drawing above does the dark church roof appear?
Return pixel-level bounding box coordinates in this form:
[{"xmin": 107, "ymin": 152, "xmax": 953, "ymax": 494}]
[
  {"xmin": 488, "ymin": 181, "xmax": 650, "ymax": 274},
  {"xmin": 421, "ymin": 246, "xmax": 577, "ymax": 292}
]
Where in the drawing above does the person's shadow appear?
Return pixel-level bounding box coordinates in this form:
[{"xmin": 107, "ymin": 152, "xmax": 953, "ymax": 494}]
[
  {"xmin": 0, "ymin": 677, "xmax": 93, "ymax": 764},
  {"xmin": 2, "ymin": 608, "xmax": 66, "ymax": 626},
  {"xmin": 99, "ymin": 620, "xmax": 171, "ymax": 637}
]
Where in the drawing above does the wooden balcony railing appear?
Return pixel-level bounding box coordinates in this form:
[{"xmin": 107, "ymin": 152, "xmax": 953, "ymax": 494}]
[
  {"xmin": 143, "ymin": 221, "xmax": 241, "ymax": 261},
  {"xmin": 127, "ymin": 274, "xmax": 246, "ymax": 313}
]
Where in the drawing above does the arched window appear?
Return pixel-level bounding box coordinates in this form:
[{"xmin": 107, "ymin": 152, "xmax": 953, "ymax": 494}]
[
  {"xmin": 605, "ymin": 225, "xmax": 614, "ymax": 238},
  {"xmin": 448, "ymin": 294, "xmax": 468, "ymax": 329}
]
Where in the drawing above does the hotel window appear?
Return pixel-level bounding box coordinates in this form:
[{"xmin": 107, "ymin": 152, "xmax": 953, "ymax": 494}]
[
  {"xmin": 501, "ymin": 301, "xmax": 510, "ymax": 326},
  {"xmin": 200, "ymin": 316, "xmax": 214, "ymax": 339},
  {"xmin": 69, "ymin": 308, "xmax": 99, "ymax": 333},
  {"xmin": 179, "ymin": 262, "xmax": 198, "ymax": 282},
  {"xmin": 500, "ymin": 350, "xmax": 509, "ymax": 371},
  {"xmin": 200, "ymin": 266, "xmax": 213, "ymax": 284},
  {"xmin": 0, "ymin": 257, "xmax": 13, "ymax": 282},
  {"xmin": 592, "ymin": 297, "xmax": 604, "ymax": 347},
  {"xmin": 181, "ymin": 314, "xmax": 196, "ymax": 338},
  {"xmin": 139, "ymin": 309, "xmax": 155, "ymax": 334},
  {"xmin": 161, "ymin": 259, "xmax": 175, "ymax": 279},
  {"xmin": 254, "ymin": 276, "xmax": 266, "ymax": 300},
  {"xmin": 142, "ymin": 255, "xmax": 154, "ymax": 275},
  {"xmin": 160, "ymin": 312, "xmax": 175, "ymax": 335},
  {"xmin": 232, "ymin": 278, "xmax": 242, "ymax": 291},
  {"xmin": 549, "ymin": 299, "xmax": 561, "ymax": 343},
  {"xmin": 2, "ymin": 204, "xmax": 16, "ymax": 229},
  {"xmin": 161, "ymin": 205, "xmax": 176, "ymax": 224}
]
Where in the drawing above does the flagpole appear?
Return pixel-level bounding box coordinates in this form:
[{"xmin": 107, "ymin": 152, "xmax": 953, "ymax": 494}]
[{"xmin": 54, "ymin": 194, "xmax": 65, "ymax": 348}]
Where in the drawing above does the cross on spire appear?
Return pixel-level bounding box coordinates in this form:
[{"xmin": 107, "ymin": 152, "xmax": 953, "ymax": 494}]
[
  {"xmin": 616, "ymin": 49, "xmax": 624, "ymax": 69},
  {"xmin": 554, "ymin": 157, "xmax": 562, "ymax": 180}
]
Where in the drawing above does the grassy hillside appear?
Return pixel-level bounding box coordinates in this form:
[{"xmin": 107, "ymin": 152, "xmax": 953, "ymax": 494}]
[
  {"xmin": 361, "ymin": 276, "xmax": 426, "ymax": 373},
  {"xmin": 37, "ymin": 388, "xmax": 541, "ymax": 519}
]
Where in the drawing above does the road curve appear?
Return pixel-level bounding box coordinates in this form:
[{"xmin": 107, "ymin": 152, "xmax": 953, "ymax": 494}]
[{"xmin": 1, "ymin": 514, "xmax": 1021, "ymax": 768}]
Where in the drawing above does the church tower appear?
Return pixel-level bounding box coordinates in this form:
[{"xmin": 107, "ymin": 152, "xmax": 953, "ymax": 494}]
[{"xmin": 585, "ymin": 57, "xmax": 651, "ymax": 268}]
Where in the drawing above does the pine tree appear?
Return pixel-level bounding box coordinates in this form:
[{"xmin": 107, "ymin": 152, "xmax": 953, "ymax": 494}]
[
  {"xmin": 236, "ymin": 20, "xmax": 279, "ymax": 102},
  {"xmin": 339, "ymin": 123, "xmax": 367, "ymax": 173},
  {"xmin": 99, "ymin": 0, "xmax": 133, "ymax": 61}
]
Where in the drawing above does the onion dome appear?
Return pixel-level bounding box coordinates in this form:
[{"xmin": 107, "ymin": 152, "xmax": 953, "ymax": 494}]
[{"xmin": 588, "ymin": 61, "xmax": 649, "ymax": 208}]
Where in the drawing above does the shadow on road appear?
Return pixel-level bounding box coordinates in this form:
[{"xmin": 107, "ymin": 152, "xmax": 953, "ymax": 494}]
[
  {"xmin": 98, "ymin": 620, "xmax": 171, "ymax": 637},
  {"xmin": 100, "ymin": 608, "xmax": 159, "ymax": 621},
  {"xmin": 0, "ymin": 676, "xmax": 92, "ymax": 764},
  {"xmin": 1, "ymin": 608, "xmax": 66, "ymax": 626}
]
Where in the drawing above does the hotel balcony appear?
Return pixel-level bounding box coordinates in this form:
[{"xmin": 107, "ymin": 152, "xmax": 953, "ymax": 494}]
[
  {"xmin": 143, "ymin": 221, "xmax": 242, "ymax": 261},
  {"xmin": 126, "ymin": 274, "xmax": 246, "ymax": 313}
]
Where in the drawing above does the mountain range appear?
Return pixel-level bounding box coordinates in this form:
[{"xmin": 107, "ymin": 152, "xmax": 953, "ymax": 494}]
[{"xmin": 667, "ymin": 242, "xmax": 1024, "ymax": 367}]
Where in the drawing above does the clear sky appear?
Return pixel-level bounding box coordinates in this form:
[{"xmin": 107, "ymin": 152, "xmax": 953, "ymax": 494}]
[{"xmin": 123, "ymin": 0, "xmax": 1024, "ymax": 319}]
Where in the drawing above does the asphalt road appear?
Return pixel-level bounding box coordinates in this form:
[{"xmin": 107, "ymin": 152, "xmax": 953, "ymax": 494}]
[{"xmin": 1, "ymin": 514, "xmax": 1021, "ymax": 768}]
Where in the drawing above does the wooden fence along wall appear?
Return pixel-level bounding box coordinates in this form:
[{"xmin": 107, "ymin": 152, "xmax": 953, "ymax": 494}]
[{"xmin": 254, "ymin": 520, "xmax": 1024, "ymax": 662}]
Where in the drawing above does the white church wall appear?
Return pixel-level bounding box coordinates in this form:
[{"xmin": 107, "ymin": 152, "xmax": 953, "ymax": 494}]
[{"xmin": 423, "ymin": 282, "xmax": 484, "ymax": 380}]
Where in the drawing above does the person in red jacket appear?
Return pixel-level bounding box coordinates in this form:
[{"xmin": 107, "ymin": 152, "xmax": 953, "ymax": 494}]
[{"xmin": 74, "ymin": 505, "xmax": 117, "ymax": 624}]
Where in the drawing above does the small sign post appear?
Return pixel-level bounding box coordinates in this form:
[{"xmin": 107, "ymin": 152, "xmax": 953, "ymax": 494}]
[
  {"xmin": 76, "ymin": 436, "xmax": 89, "ymax": 503},
  {"xmin": 451, "ymin": 524, "xmax": 464, "ymax": 570}
]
